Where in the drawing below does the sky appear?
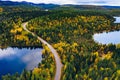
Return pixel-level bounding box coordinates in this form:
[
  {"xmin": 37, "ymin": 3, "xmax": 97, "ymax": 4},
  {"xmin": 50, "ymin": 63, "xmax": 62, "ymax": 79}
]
[{"xmin": 2, "ymin": 0, "xmax": 120, "ymax": 6}]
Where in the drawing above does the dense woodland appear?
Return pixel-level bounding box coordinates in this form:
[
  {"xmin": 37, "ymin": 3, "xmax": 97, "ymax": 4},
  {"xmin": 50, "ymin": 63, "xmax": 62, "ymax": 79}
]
[
  {"xmin": 26, "ymin": 12, "xmax": 120, "ymax": 80},
  {"xmin": 0, "ymin": 8, "xmax": 53, "ymax": 48},
  {"xmin": 1, "ymin": 5, "xmax": 120, "ymax": 80}
]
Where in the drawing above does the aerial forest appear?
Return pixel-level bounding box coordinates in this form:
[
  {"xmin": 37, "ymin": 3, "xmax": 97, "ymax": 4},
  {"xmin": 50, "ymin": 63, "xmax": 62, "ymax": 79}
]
[{"xmin": 1, "ymin": 6, "xmax": 120, "ymax": 80}]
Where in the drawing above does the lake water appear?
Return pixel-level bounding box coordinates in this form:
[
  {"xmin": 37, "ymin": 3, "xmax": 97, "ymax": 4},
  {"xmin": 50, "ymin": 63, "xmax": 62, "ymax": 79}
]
[
  {"xmin": 0, "ymin": 47, "xmax": 42, "ymax": 78},
  {"xmin": 114, "ymin": 16, "xmax": 120, "ymax": 23},
  {"xmin": 93, "ymin": 17, "xmax": 120, "ymax": 44}
]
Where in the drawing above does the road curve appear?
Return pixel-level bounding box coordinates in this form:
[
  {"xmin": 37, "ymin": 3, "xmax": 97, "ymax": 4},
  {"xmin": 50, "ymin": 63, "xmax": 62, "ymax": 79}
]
[{"xmin": 22, "ymin": 22, "xmax": 63, "ymax": 80}]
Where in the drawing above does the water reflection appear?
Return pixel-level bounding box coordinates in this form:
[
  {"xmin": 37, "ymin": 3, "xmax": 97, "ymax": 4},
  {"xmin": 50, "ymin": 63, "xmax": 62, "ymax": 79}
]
[
  {"xmin": 93, "ymin": 31, "xmax": 120, "ymax": 44},
  {"xmin": 114, "ymin": 17, "xmax": 120, "ymax": 23},
  {"xmin": 93, "ymin": 17, "xmax": 120, "ymax": 44},
  {"xmin": 0, "ymin": 47, "xmax": 42, "ymax": 78}
]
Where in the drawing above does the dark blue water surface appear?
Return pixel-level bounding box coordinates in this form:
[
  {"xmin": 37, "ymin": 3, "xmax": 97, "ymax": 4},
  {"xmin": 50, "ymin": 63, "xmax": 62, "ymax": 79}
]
[
  {"xmin": 93, "ymin": 17, "xmax": 120, "ymax": 44},
  {"xmin": 0, "ymin": 47, "xmax": 42, "ymax": 78}
]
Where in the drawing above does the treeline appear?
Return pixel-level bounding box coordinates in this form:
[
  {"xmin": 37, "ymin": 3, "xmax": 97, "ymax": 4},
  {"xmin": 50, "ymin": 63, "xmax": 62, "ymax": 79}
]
[
  {"xmin": 110, "ymin": 9, "xmax": 120, "ymax": 16},
  {"xmin": 0, "ymin": 5, "xmax": 41, "ymax": 12}
]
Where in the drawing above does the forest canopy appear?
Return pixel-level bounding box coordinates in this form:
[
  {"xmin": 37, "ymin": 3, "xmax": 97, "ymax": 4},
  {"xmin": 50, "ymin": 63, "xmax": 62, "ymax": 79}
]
[{"xmin": 0, "ymin": 6, "xmax": 120, "ymax": 80}]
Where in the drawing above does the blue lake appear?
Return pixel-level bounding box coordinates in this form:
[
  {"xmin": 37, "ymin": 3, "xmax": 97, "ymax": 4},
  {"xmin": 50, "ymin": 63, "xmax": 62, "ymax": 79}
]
[
  {"xmin": 114, "ymin": 16, "xmax": 120, "ymax": 23},
  {"xmin": 0, "ymin": 47, "xmax": 42, "ymax": 78},
  {"xmin": 93, "ymin": 17, "xmax": 120, "ymax": 44},
  {"xmin": 94, "ymin": 31, "xmax": 120, "ymax": 44}
]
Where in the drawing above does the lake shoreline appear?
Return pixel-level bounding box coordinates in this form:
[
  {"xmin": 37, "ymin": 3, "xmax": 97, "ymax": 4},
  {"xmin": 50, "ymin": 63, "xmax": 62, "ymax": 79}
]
[{"xmin": 93, "ymin": 16, "xmax": 120, "ymax": 45}]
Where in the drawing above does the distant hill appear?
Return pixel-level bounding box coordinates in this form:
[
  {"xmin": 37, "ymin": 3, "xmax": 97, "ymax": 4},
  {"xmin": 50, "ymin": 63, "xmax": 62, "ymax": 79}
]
[
  {"xmin": 0, "ymin": 1, "xmax": 32, "ymax": 6},
  {"xmin": 0, "ymin": 1, "xmax": 59, "ymax": 9},
  {"xmin": 103, "ymin": 6, "xmax": 120, "ymax": 9},
  {"xmin": 0, "ymin": 1, "xmax": 120, "ymax": 10},
  {"xmin": 62, "ymin": 5, "xmax": 106, "ymax": 10}
]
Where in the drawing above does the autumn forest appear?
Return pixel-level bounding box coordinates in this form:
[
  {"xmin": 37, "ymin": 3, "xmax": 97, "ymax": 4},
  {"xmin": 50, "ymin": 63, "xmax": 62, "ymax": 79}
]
[{"xmin": 0, "ymin": 1, "xmax": 120, "ymax": 80}]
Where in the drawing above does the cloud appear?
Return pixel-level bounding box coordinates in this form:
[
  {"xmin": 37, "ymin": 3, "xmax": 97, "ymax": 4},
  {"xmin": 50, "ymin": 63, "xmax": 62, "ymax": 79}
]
[
  {"xmin": 1, "ymin": 0, "xmax": 120, "ymax": 6},
  {"xmin": 22, "ymin": 49, "xmax": 42, "ymax": 70},
  {"xmin": 0, "ymin": 47, "xmax": 15, "ymax": 58},
  {"xmin": 8, "ymin": 0, "xmax": 77, "ymax": 4},
  {"xmin": 76, "ymin": 0, "xmax": 120, "ymax": 6},
  {"xmin": 0, "ymin": 47, "xmax": 43, "ymax": 70}
]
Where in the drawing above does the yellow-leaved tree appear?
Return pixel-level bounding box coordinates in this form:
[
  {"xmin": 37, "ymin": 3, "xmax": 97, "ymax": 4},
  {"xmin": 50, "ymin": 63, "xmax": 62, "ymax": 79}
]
[{"xmin": 0, "ymin": 7, "xmax": 3, "ymax": 12}]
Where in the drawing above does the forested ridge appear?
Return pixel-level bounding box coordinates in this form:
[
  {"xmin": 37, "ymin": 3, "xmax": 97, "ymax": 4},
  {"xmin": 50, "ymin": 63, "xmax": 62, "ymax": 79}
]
[{"xmin": 1, "ymin": 6, "xmax": 120, "ymax": 80}]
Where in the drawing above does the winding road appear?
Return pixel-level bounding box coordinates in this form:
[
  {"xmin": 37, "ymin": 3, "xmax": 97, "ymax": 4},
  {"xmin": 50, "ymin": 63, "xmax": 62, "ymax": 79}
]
[{"xmin": 22, "ymin": 22, "xmax": 63, "ymax": 80}]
